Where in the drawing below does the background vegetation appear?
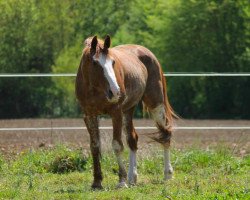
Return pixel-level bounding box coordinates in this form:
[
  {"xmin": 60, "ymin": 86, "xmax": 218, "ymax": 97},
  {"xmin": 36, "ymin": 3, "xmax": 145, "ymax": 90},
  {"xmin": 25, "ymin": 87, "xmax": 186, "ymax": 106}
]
[{"xmin": 0, "ymin": 0, "xmax": 249, "ymax": 119}]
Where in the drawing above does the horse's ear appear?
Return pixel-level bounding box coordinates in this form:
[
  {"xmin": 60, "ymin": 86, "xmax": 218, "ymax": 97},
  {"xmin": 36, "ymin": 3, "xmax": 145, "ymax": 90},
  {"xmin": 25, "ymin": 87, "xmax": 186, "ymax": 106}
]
[
  {"xmin": 104, "ymin": 35, "xmax": 111, "ymax": 50},
  {"xmin": 91, "ymin": 36, "xmax": 98, "ymax": 50}
]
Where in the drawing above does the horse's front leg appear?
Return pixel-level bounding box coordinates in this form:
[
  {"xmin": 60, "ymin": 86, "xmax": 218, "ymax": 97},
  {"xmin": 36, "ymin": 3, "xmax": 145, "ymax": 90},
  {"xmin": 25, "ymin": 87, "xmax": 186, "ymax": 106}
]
[
  {"xmin": 123, "ymin": 107, "xmax": 138, "ymax": 185},
  {"xmin": 111, "ymin": 108, "xmax": 128, "ymax": 188},
  {"xmin": 84, "ymin": 115, "xmax": 103, "ymax": 189}
]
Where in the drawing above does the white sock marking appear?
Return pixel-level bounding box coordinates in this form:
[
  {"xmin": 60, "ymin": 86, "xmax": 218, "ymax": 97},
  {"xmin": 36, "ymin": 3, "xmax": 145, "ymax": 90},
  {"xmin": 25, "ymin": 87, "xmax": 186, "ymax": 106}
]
[
  {"xmin": 112, "ymin": 140, "xmax": 124, "ymax": 168},
  {"xmin": 128, "ymin": 150, "xmax": 137, "ymax": 184},
  {"xmin": 164, "ymin": 148, "xmax": 173, "ymax": 180},
  {"xmin": 112, "ymin": 140, "xmax": 126, "ymax": 181}
]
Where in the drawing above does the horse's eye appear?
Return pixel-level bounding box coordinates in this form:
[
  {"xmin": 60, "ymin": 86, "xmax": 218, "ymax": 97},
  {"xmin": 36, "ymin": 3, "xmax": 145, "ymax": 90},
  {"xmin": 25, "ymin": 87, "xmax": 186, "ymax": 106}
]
[{"xmin": 112, "ymin": 60, "xmax": 115, "ymax": 66}]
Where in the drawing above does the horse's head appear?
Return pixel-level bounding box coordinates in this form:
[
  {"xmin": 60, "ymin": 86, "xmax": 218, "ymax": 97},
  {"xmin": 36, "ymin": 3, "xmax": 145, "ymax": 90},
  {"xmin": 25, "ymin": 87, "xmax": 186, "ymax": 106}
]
[{"xmin": 82, "ymin": 35, "xmax": 121, "ymax": 103}]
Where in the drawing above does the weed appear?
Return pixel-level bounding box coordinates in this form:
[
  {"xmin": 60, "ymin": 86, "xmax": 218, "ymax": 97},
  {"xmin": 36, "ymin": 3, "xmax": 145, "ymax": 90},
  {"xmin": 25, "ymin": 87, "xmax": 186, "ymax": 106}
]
[{"xmin": 47, "ymin": 155, "xmax": 88, "ymax": 174}]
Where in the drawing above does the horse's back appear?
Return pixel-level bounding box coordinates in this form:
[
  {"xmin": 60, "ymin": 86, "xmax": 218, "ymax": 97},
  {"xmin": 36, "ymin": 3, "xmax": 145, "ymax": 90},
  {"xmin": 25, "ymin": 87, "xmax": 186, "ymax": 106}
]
[
  {"xmin": 114, "ymin": 45, "xmax": 163, "ymax": 84},
  {"xmin": 113, "ymin": 44, "xmax": 165, "ymax": 110}
]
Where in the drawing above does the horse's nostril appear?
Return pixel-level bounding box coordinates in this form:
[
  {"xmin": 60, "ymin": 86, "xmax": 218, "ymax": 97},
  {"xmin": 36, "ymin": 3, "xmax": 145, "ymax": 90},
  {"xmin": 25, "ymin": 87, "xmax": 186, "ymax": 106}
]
[{"xmin": 107, "ymin": 89, "xmax": 114, "ymax": 99}]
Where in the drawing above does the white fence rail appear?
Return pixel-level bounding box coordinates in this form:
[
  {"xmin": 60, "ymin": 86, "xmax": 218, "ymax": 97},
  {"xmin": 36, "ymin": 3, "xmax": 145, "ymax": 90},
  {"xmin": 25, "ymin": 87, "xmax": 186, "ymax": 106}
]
[
  {"xmin": 1, "ymin": 126, "xmax": 250, "ymax": 131},
  {"xmin": 0, "ymin": 72, "xmax": 250, "ymax": 77},
  {"xmin": 0, "ymin": 72, "xmax": 249, "ymax": 131}
]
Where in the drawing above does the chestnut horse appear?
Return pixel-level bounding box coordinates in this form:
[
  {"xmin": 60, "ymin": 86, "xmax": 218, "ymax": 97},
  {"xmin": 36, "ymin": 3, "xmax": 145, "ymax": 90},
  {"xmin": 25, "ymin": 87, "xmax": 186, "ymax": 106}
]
[{"xmin": 75, "ymin": 35, "xmax": 176, "ymax": 189}]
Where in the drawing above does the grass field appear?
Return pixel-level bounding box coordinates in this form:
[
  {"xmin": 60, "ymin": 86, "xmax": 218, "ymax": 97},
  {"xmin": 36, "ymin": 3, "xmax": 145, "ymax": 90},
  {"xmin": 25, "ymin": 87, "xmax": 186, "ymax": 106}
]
[{"xmin": 0, "ymin": 144, "xmax": 249, "ymax": 200}]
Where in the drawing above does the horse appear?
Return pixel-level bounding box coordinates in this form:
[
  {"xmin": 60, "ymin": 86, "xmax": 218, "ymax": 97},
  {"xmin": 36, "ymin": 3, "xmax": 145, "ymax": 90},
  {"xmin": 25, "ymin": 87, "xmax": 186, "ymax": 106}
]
[{"xmin": 75, "ymin": 35, "xmax": 176, "ymax": 189}]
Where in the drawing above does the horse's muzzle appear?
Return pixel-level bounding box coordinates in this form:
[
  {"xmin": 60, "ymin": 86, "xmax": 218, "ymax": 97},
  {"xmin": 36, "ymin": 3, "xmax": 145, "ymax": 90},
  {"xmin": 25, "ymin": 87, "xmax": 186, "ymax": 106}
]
[{"xmin": 106, "ymin": 89, "xmax": 120, "ymax": 103}]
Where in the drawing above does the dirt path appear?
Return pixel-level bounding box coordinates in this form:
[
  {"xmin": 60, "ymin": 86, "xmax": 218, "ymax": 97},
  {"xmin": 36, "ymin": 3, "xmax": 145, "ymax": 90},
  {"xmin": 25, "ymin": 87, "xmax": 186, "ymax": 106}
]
[{"xmin": 0, "ymin": 118, "xmax": 249, "ymax": 156}]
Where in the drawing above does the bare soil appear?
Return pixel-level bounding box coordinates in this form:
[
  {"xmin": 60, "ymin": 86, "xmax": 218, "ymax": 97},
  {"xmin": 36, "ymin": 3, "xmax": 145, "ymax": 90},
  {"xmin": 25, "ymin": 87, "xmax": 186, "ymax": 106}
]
[{"xmin": 0, "ymin": 118, "xmax": 249, "ymax": 156}]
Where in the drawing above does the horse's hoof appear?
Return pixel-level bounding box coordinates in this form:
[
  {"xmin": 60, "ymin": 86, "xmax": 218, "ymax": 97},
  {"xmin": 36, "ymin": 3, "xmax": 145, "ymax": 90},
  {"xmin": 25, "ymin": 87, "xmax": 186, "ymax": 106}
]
[
  {"xmin": 164, "ymin": 169, "xmax": 173, "ymax": 180},
  {"xmin": 128, "ymin": 172, "xmax": 138, "ymax": 185},
  {"xmin": 116, "ymin": 181, "xmax": 128, "ymax": 188},
  {"xmin": 91, "ymin": 182, "xmax": 103, "ymax": 190},
  {"xmin": 164, "ymin": 174, "xmax": 173, "ymax": 180}
]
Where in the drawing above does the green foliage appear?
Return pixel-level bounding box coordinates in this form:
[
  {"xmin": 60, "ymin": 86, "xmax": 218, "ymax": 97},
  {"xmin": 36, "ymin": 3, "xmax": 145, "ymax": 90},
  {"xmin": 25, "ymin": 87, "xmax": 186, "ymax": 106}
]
[
  {"xmin": 165, "ymin": 0, "xmax": 250, "ymax": 118},
  {"xmin": 0, "ymin": 0, "xmax": 73, "ymax": 118},
  {"xmin": 0, "ymin": 0, "xmax": 249, "ymax": 118},
  {"xmin": 51, "ymin": 42, "xmax": 82, "ymax": 117}
]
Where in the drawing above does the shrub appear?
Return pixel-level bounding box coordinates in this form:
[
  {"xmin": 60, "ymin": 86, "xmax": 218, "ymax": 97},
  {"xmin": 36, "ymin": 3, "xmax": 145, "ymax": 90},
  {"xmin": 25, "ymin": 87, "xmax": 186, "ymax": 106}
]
[{"xmin": 47, "ymin": 155, "xmax": 88, "ymax": 174}]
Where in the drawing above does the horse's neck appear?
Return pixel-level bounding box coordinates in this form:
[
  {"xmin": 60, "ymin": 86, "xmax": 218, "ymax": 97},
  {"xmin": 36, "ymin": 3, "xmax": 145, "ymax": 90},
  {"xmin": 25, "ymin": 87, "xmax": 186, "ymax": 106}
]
[{"xmin": 79, "ymin": 62, "xmax": 94, "ymax": 93}]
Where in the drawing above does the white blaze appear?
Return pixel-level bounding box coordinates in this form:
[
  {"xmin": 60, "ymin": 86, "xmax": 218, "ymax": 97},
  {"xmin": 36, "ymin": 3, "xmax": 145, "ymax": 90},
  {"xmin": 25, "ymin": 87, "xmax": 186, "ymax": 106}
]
[{"xmin": 93, "ymin": 53, "xmax": 120, "ymax": 98}]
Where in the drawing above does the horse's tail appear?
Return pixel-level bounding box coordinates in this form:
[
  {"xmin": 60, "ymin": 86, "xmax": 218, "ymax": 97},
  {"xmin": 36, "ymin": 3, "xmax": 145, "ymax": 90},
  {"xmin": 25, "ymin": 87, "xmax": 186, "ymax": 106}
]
[
  {"xmin": 161, "ymin": 71, "xmax": 179, "ymax": 130},
  {"xmin": 147, "ymin": 70, "xmax": 179, "ymax": 146}
]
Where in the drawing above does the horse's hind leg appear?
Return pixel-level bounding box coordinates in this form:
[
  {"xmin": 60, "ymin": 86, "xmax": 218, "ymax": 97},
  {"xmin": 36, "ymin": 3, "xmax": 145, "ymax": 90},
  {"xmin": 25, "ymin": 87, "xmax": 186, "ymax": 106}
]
[
  {"xmin": 123, "ymin": 106, "xmax": 138, "ymax": 185},
  {"xmin": 149, "ymin": 104, "xmax": 174, "ymax": 180},
  {"xmin": 142, "ymin": 67, "xmax": 174, "ymax": 180}
]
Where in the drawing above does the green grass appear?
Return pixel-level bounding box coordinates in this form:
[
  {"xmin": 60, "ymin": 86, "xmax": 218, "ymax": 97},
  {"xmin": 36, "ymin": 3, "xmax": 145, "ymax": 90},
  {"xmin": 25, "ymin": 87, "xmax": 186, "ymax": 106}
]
[{"xmin": 0, "ymin": 145, "xmax": 249, "ymax": 200}]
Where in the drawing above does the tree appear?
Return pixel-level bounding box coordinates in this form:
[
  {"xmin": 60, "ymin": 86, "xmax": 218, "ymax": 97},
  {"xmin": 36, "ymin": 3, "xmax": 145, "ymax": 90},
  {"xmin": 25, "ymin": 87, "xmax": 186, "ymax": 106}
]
[
  {"xmin": 154, "ymin": 0, "xmax": 250, "ymax": 118},
  {"xmin": 0, "ymin": 0, "xmax": 73, "ymax": 118},
  {"xmin": 0, "ymin": 0, "xmax": 249, "ymax": 119}
]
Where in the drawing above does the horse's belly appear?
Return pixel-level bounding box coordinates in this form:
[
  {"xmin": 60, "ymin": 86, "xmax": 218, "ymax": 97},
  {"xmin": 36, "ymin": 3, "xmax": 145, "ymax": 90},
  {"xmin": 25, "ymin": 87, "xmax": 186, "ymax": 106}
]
[{"xmin": 122, "ymin": 65, "xmax": 147, "ymax": 111}]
